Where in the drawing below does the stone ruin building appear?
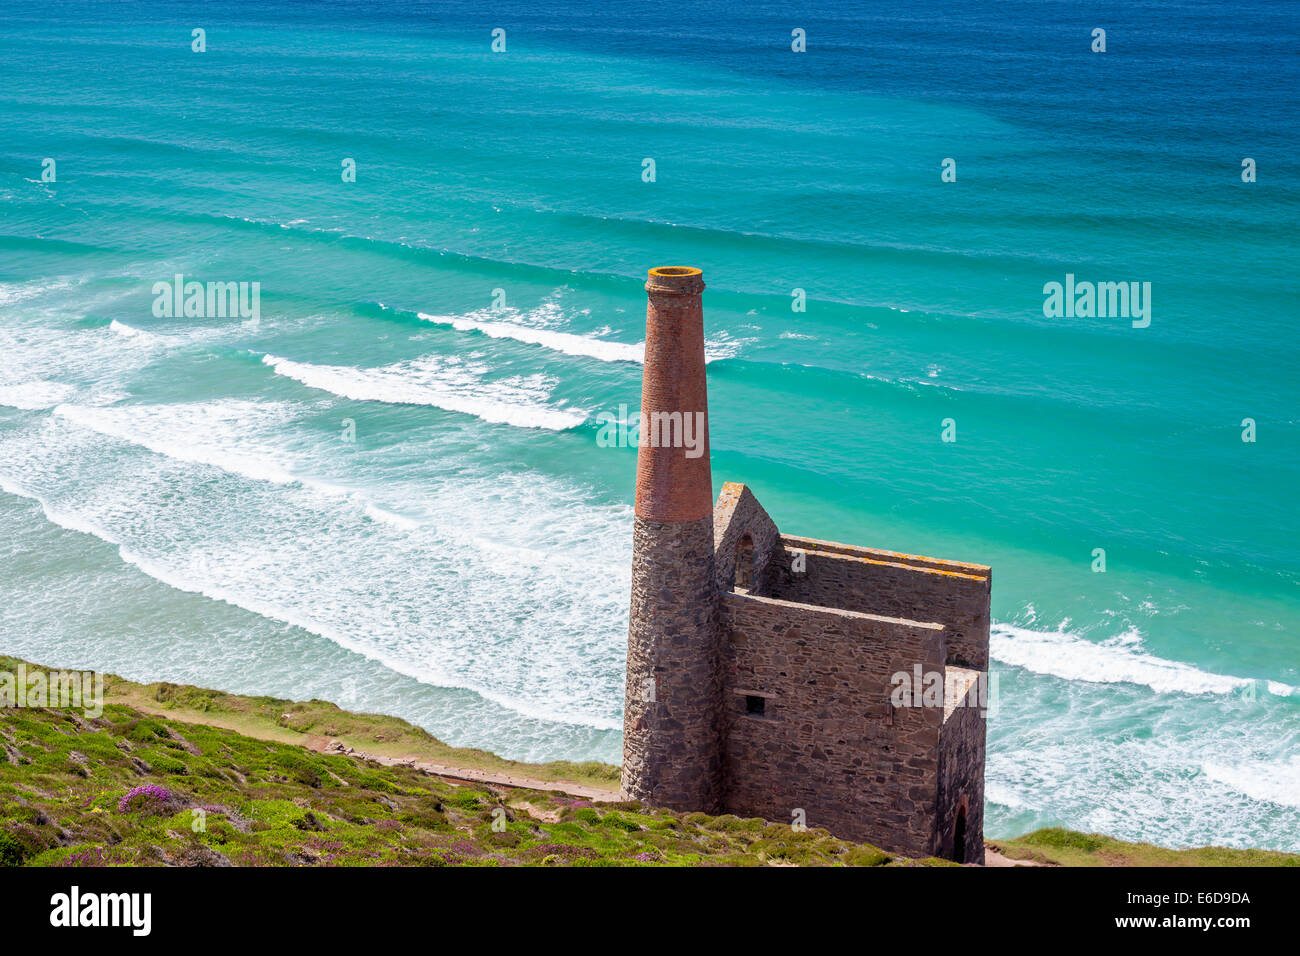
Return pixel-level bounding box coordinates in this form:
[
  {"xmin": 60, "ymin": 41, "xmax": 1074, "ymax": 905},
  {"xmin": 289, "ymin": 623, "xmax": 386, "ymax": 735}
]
[{"xmin": 621, "ymin": 266, "xmax": 991, "ymax": 864}]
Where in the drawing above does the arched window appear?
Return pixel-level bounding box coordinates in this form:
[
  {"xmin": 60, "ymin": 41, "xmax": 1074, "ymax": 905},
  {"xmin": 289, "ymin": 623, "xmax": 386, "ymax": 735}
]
[{"xmin": 735, "ymin": 533, "xmax": 755, "ymax": 590}]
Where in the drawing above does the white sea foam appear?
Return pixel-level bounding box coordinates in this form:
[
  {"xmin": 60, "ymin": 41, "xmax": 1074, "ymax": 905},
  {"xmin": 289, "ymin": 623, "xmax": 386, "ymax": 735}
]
[
  {"xmin": 262, "ymin": 353, "xmax": 588, "ymax": 430},
  {"xmin": 118, "ymin": 537, "xmax": 624, "ymax": 732},
  {"xmin": 0, "ymin": 325, "xmax": 140, "ymax": 396},
  {"xmin": 363, "ymin": 502, "xmax": 422, "ymax": 530},
  {"xmin": 108, "ymin": 319, "xmax": 159, "ymax": 342},
  {"xmin": 416, "ymin": 305, "xmax": 742, "ymax": 364},
  {"xmin": 0, "ymin": 474, "xmax": 120, "ymax": 542},
  {"xmin": 107, "ymin": 317, "xmax": 244, "ymax": 349},
  {"xmin": 986, "ymin": 722, "xmax": 1300, "ymax": 852},
  {"xmin": 53, "ymin": 401, "xmax": 300, "ymax": 485},
  {"xmin": 1202, "ymin": 756, "xmax": 1300, "ymax": 809},
  {"xmin": 0, "ymin": 305, "xmax": 232, "ymax": 413},
  {"xmin": 0, "ymin": 278, "xmax": 75, "ymax": 307},
  {"xmin": 0, "ymin": 414, "xmax": 630, "ymax": 732},
  {"xmin": 985, "ymin": 781, "xmax": 1035, "ymax": 810},
  {"xmin": 990, "ymin": 621, "xmax": 1278, "ymax": 696},
  {"xmin": 418, "ymin": 310, "xmax": 647, "ymax": 364},
  {"xmin": 0, "ymin": 380, "xmax": 78, "ymax": 410}
]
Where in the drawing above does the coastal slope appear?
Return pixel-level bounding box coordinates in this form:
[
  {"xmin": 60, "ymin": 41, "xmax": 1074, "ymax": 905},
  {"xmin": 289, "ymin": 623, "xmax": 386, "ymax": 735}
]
[{"xmin": 1, "ymin": 659, "xmax": 1295, "ymax": 867}]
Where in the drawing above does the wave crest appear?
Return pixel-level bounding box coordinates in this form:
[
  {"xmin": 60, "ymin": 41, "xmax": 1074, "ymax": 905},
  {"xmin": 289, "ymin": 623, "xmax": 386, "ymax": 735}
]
[
  {"xmin": 991, "ymin": 620, "xmax": 1294, "ymax": 697},
  {"xmin": 262, "ymin": 353, "xmax": 587, "ymax": 431}
]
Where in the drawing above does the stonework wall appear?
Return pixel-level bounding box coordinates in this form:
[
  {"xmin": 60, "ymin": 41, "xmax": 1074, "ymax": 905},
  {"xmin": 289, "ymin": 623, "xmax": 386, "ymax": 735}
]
[
  {"xmin": 712, "ymin": 482, "xmax": 781, "ymax": 594},
  {"xmin": 718, "ymin": 590, "xmax": 949, "ymax": 857},
  {"xmin": 622, "ymin": 515, "xmax": 724, "ymax": 812},
  {"xmin": 769, "ymin": 539, "xmax": 991, "ymax": 669},
  {"xmin": 936, "ymin": 670, "xmax": 987, "ymax": 864},
  {"xmin": 623, "ymin": 476, "xmax": 990, "ymax": 861}
]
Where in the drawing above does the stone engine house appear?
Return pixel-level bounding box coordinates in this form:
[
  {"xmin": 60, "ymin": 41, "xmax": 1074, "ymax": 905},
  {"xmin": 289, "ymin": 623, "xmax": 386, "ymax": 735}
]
[{"xmin": 621, "ymin": 266, "xmax": 991, "ymax": 864}]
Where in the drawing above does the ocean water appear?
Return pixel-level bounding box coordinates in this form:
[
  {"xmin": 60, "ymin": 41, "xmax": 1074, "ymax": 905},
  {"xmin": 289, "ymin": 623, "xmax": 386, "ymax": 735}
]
[{"xmin": 2, "ymin": 1, "xmax": 1297, "ymax": 850}]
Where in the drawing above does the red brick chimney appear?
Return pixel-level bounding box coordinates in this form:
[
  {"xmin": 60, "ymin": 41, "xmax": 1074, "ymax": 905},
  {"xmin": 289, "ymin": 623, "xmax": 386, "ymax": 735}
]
[
  {"xmin": 622, "ymin": 265, "xmax": 724, "ymax": 813},
  {"xmin": 635, "ymin": 266, "xmax": 712, "ymax": 522}
]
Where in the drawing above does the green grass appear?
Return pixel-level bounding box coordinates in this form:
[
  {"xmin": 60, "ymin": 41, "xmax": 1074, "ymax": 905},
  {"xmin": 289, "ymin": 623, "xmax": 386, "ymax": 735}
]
[
  {"xmin": 8, "ymin": 655, "xmax": 619, "ymax": 792},
  {"xmin": 0, "ymin": 697, "xmax": 895, "ymax": 867},
  {"xmin": 5, "ymin": 655, "xmax": 1294, "ymax": 868},
  {"xmin": 990, "ymin": 828, "xmax": 1300, "ymax": 868}
]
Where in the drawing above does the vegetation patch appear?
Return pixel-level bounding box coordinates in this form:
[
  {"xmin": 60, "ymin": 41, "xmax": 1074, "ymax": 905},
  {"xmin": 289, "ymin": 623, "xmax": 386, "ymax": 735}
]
[
  {"xmin": 991, "ymin": 828, "xmax": 1300, "ymax": 868},
  {"xmin": 0, "ymin": 697, "xmax": 902, "ymax": 866},
  {"xmin": 4, "ymin": 656, "xmax": 1292, "ymax": 868}
]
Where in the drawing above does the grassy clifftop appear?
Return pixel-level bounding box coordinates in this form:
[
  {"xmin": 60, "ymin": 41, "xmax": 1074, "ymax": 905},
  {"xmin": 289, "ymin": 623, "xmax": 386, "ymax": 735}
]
[
  {"xmin": 0, "ymin": 693, "xmax": 899, "ymax": 867},
  {"xmin": 2, "ymin": 657, "xmax": 1296, "ymax": 867},
  {"xmin": 991, "ymin": 829, "xmax": 1299, "ymax": 867},
  {"xmin": 81, "ymin": 658, "xmax": 622, "ymax": 792}
]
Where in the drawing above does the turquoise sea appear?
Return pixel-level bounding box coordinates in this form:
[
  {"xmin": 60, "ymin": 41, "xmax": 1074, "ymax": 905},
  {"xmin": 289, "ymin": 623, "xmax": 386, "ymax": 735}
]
[{"xmin": 1, "ymin": 1, "xmax": 1297, "ymax": 850}]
